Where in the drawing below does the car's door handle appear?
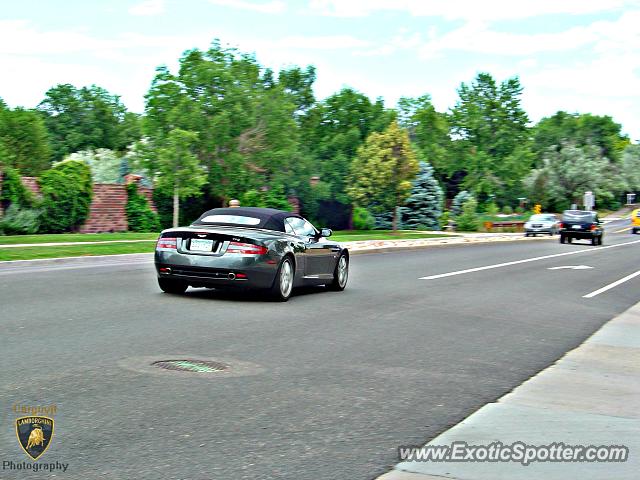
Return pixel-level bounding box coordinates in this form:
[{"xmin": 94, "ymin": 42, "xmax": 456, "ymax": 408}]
[{"xmin": 330, "ymin": 247, "xmax": 341, "ymax": 252}]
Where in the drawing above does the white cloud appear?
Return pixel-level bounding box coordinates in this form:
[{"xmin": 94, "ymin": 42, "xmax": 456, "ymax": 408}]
[
  {"xmin": 308, "ymin": 0, "xmax": 633, "ymax": 20},
  {"xmin": 419, "ymin": 10, "xmax": 640, "ymax": 58},
  {"xmin": 128, "ymin": 0, "xmax": 165, "ymax": 16},
  {"xmin": 208, "ymin": 0, "xmax": 286, "ymax": 14},
  {"xmin": 271, "ymin": 35, "xmax": 369, "ymax": 50}
]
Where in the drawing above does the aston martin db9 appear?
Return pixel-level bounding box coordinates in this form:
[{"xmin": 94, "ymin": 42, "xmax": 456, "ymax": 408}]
[{"xmin": 154, "ymin": 207, "xmax": 349, "ymax": 301}]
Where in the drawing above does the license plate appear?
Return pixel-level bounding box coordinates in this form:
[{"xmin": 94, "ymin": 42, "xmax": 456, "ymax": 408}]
[
  {"xmin": 190, "ymin": 239, "xmax": 214, "ymax": 252},
  {"xmin": 572, "ymin": 225, "xmax": 582, "ymax": 229}
]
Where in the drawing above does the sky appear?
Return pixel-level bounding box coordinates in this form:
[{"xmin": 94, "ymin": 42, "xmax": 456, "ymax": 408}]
[{"xmin": 2, "ymin": 0, "xmax": 639, "ymax": 140}]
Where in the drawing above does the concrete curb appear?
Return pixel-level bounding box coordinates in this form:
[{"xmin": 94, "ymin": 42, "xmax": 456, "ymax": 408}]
[{"xmin": 377, "ymin": 300, "xmax": 640, "ymax": 480}]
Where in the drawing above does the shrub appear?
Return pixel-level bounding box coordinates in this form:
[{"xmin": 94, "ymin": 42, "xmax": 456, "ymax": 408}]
[
  {"xmin": 38, "ymin": 159, "xmax": 93, "ymax": 233},
  {"xmin": 126, "ymin": 183, "xmax": 160, "ymax": 232},
  {"xmin": 515, "ymin": 205, "xmax": 525, "ymax": 214},
  {"xmin": 485, "ymin": 201, "xmax": 499, "ymax": 216},
  {"xmin": 451, "ymin": 190, "xmax": 473, "ymax": 217},
  {"xmin": 502, "ymin": 205, "xmax": 513, "ymax": 215},
  {"xmin": 0, "ymin": 204, "xmax": 41, "ymax": 234},
  {"xmin": 352, "ymin": 207, "xmax": 375, "ymax": 230},
  {"xmin": 456, "ymin": 198, "xmax": 480, "ymax": 232},
  {"xmin": 1, "ymin": 166, "xmax": 34, "ymax": 210},
  {"xmin": 439, "ymin": 210, "xmax": 450, "ymax": 230}
]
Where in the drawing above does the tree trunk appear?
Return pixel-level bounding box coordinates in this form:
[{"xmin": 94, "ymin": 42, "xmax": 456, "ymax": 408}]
[{"xmin": 173, "ymin": 184, "xmax": 179, "ymax": 228}]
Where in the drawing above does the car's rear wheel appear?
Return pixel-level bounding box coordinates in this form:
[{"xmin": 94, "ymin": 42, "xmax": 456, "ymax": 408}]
[
  {"xmin": 567, "ymin": 236, "xmax": 573, "ymax": 243},
  {"xmin": 328, "ymin": 253, "xmax": 349, "ymax": 291},
  {"xmin": 560, "ymin": 234, "xmax": 566, "ymax": 244},
  {"xmin": 269, "ymin": 257, "xmax": 294, "ymax": 302},
  {"xmin": 158, "ymin": 277, "xmax": 188, "ymax": 294},
  {"xmin": 599, "ymin": 234, "xmax": 604, "ymax": 245},
  {"xmin": 591, "ymin": 235, "xmax": 598, "ymax": 246}
]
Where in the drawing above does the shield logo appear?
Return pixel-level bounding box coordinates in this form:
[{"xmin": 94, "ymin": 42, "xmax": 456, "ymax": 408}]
[{"xmin": 15, "ymin": 416, "xmax": 54, "ymax": 460}]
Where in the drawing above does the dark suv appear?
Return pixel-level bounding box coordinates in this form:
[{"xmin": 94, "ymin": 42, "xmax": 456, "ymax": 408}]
[{"xmin": 559, "ymin": 210, "xmax": 603, "ymax": 245}]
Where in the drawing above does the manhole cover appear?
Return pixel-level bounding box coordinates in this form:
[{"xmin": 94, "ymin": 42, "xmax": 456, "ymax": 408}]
[{"xmin": 152, "ymin": 359, "xmax": 229, "ymax": 373}]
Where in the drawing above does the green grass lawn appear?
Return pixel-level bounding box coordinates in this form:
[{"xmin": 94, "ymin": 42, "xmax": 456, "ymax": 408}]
[
  {"xmin": 0, "ymin": 232, "xmax": 158, "ymax": 245},
  {"xmin": 0, "ymin": 241, "xmax": 156, "ymax": 261},
  {"xmin": 330, "ymin": 230, "xmax": 450, "ymax": 241},
  {"xmin": 0, "ymin": 230, "xmax": 451, "ymax": 261}
]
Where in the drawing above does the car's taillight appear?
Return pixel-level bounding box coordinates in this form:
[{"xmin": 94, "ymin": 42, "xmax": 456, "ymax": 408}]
[
  {"xmin": 226, "ymin": 241, "xmax": 268, "ymax": 255},
  {"xmin": 590, "ymin": 225, "xmax": 597, "ymax": 231},
  {"xmin": 156, "ymin": 237, "xmax": 177, "ymax": 249},
  {"xmin": 558, "ymin": 223, "xmax": 563, "ymax": 229}
]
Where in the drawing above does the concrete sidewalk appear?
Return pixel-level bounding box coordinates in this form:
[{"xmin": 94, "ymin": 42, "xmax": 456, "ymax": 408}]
[{"xmin": 378, "ymin": 301, "xmax": 640, "ymax": 480}]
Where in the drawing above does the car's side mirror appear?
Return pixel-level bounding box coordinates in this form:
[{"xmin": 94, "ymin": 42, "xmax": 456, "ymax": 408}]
[{"xmin": 320, "ymin": 228, "xmax": 332, "ymax": 238}]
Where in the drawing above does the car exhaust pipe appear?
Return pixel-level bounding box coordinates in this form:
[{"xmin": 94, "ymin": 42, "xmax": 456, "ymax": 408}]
[{"xmin": 228, "ymin": 272, "xmax": 236, "ymax": 280}]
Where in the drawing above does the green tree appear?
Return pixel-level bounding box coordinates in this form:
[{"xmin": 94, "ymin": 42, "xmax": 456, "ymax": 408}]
[
  {"xmin": 0, "ymin": 105, "xmax": 51, "ymax": 174},
  {"xmin": 308, "ymin": 88, "xmax": 395, "ymax": 203},
  {"xmin": 450, "ymin": 73, "xmax": 532, "ymax": 204},
  {"xmin": 135, "ymin": 129, "xmax": 207, "ymax": 227},
  {"xmin": 143, "ymin": 42, "xmax": 306, "ymax": 204},
  {"xmin": 524, "ymin": 143, "xmax": 624, "ymax": 211},
  {"xmin": 347, "ymin": 121, "xmax": 419, "ymax": 230},
  {"xmin": 38, "ymin": 84, "xmax": 141, "ymax": 161},
  {"xmin": 39, "ymin": 159, "xmax": 93, "ymax": 233},
  {"xmin": 401, "ymin": 161, "xmax": 444, "ymax": 230},
  {"xmin": 533, "ymin": 112, "xmax": 630, "ymax": 164},
  {"xmin": 397, "ymin": 95, "xmax": 452, "ymax": 186}
]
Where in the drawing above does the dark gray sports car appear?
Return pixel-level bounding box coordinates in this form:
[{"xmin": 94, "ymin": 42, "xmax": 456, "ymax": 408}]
[{"xmin": 154, "ymin": 207, "xmax": 349, "ymax": 301}]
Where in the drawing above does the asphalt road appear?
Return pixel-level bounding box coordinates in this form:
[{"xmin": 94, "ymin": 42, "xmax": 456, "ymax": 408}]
[{"xmin": 1, "ymin": 221, "xmax": 640, "ymax": 479}]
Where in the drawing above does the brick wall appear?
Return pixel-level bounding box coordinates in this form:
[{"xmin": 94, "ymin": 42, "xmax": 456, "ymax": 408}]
[
  {"xmin": 81, "ymin": 184, "xmax": 156, "ymax": 233},
  {"xmin": 6, "ymin": 177, "xmax": 156, "ymax": 233}
]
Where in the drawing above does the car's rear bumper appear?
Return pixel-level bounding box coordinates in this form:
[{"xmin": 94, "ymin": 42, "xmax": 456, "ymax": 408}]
[
  {"xmin": 526, "ymin": 228, "xmax": 554, "ymax": 234},
  {"xmin": 560, "ymin": 230, "xmax": 598, "ymax": 238},
  {"xmin": 155, "ymin": 250, "xmax": 279, "ymax": 289}
]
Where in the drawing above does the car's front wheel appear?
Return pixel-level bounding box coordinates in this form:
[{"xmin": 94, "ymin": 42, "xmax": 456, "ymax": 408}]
[
  {"xmin": 158, "ymin": 277, "xmax": 188, "ymax": 294},
  {"xmin": 328, "ymin": 253, "xmax": 349, "ymax": 291},
  {"xmin": 269, "ymin": 257, "xmax": 294, "ymax": 302}
]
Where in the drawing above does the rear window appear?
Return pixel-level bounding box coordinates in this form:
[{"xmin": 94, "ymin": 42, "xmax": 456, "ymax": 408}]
[
  {"xmin": 529, "ymin": 214, "xmax": 549, "ymax": 221},
  {"xmin": 562, "ymin": 210, "xmax": 595, "ymax": 221},
  {"xmin": 199, "ymin": 215, "xmax": 261, "ymax": 226}
]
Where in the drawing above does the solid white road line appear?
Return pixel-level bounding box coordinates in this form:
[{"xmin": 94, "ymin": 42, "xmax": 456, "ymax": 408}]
[
  {"xmin": 583, "ymin": 269, "xmax": 640, "ymax": 298},
  {"xmin": 419, "ymin": 239, "xmax": 640, "ymax": 280}
]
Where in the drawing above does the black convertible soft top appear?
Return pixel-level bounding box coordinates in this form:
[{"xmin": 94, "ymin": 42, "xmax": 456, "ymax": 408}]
[{"xmin": 192, "ymin": 207, "xmax": 297, "ymax": 232}]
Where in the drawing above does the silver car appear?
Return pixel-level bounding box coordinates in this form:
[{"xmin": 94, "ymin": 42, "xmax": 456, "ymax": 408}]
[{"xmin": 524, "ymin": 214, "xmax": 560, "ymax": 236}]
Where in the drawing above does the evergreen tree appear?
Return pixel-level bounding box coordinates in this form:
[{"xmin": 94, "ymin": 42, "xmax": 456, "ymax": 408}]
[
  {"xmin": 401, "ymin": 161, "xmax": 444, "ymax": 230},
  {"xmin": 451, "ymin": 190, "xmax": 473, "ymax": 217}
]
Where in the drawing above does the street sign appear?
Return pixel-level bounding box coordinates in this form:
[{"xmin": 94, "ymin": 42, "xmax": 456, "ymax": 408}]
[
  {"xmin": 627, "ymin": 193, "xmax": 636, "ymax": 205},
  {"xmin": 584, "ymin": 191, "xmax": 595, "ymax": 210}
]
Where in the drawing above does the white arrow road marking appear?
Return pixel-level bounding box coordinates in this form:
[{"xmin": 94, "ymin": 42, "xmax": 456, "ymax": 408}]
[
  {"xmin": 548, "ymin": 265, "xmax": 593, "ymax": 270},
  {"xmin": 419, "ymin": 239, "xmax": 640, "ymax": 280},
  {"xmin": 583, "ymin": 269, "xmax": 640, "ymax": 298}
]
